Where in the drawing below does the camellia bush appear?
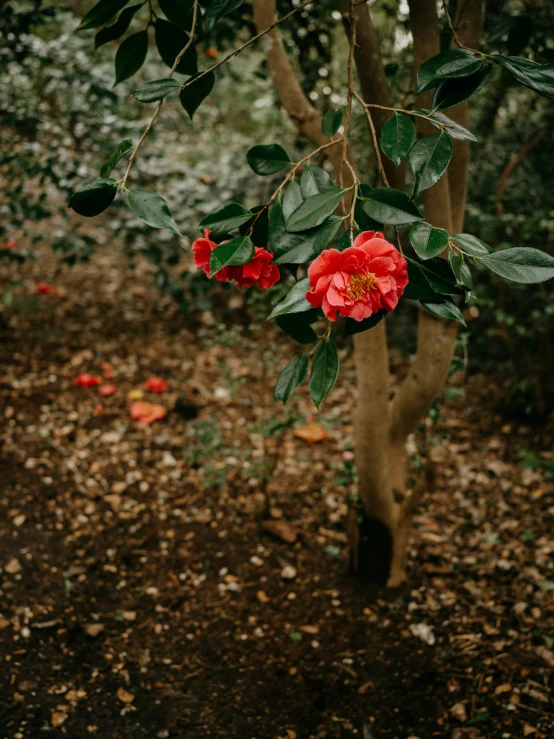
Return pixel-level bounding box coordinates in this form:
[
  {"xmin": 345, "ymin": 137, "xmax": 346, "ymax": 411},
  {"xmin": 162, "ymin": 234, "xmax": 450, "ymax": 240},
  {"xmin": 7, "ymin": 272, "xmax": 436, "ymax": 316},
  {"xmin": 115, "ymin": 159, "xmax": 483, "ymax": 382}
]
[{"xmin": 69, "ymin": 0, "xmax": 554, "ymax": 588}]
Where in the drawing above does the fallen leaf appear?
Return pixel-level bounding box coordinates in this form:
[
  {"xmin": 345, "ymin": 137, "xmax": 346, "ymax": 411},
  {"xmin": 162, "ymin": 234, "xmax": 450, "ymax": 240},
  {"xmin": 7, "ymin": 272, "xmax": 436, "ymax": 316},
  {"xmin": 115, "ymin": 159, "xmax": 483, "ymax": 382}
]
[
  {"xmin": 84, "ymin": 623, "xmax": 105, "ymax": 638},
  {"xmin": 94, "ymin": 404, "xmax": 104, "ymax": 416},
  {"xmin": 130, "ymin": 401, "xmax": 167, "ymax": 425},
  {"xmin": 524, "ymin": 725, "xmax": 537, "ymax": 736},
  {"xmin": 117, "ymin": 687, "xmax": 135, "ymax": 704},
  {"xmin": 450, "ymin": 701, "xmax": 467, "ymax": 722},
  {"xmin": 261, "ymin": 519, "xmax": 298, "ymax": 544},
  {"xmin": 5, "ymin": 558, "xmax": 22, "ymax": 574},
  {"xmin": 281, "ymin": 565, "xmax": 297, "ymax": 580},
  {"xmin": 293, "ymin": 423, "xmax": 328, "ymax": 444},
  {"xmin": 257, "ymin": 590, "xmax": 270, "ymax": 603},
  {"xmin": 51, "ymin": 711, "xmax": 68, "ymax": 727},
  {"xmin": 99, "ymin": 384, "xmax": 116, "ymax": 396},
  {"xmin": 494, "ymin": 683, "xmax": 511, "ymax": 695}
]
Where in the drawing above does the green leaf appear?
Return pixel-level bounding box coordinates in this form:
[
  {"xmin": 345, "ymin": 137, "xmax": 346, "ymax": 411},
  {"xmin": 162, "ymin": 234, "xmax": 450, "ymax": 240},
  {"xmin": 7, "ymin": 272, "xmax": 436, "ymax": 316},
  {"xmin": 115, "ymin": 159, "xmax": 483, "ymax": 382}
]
[
  {"xmin": 239, "ymin": 205, "xmax": 268, "ymax": 247},
  {"xmin": 494, "ymin": 55, "xmax": 554, "ymax": 99},
  {"xmin": 407, "ymin": 132, "xmax": 453, "ymax": 197},
  {"xmin": 361, "ymin": 187, "xmax": 423, "ymax": 226},
  {"xmin": 199, "ymin": 203, "xmax": 252, "ymax": 234},
  {"xmin": 247, "ymin": 144, "xmax": 291, "ymax": 175},
  {"xmin": 132, "ymin": 78, "xmax": 181, "ymax": 103},
  {"xmin": 276, "ymin": 311, "xmax": 319, "ymax": 344},
  {"xmin": 426, "ymin": 111, "xmax": 478, "ymax": 142},
  {"xmin": 380, "ymin": 113, "xmax": 416, "ymax": 168},
  {"xmin": 78, "ymin": 0, "xmax": 130, "ymax": 30},
  {"xmin": 69, "ymin": 178, "xmax": 118, "ymax": 217},
  {"xmin": 419, "ymin": 258, "xmax": 463, "ymax": 295},
  {"xmin": 403, "ymin": 258, "xmax": 441, "ymax": 301},
  {"xmin": 410, "ymin": 222, "xmax": 449, "ymax": 260},
  {"xmin": 451, "ymin": 233, "xmax": 490, "ymax": 256},
  {"xmin": 114, "ymin": 30, "xmax": 148, "ymax": 85},
  {"xmin": 127, "ymin": 190, "xmax": 181, "ymax": 234},
  {"xmin": 94, "ymin": 4, "xmax": 142, "ymax": 49},
  {"xmin": 180, "ymin": 72, "xmax": 215, "ymax": 118},
  {"xmin": 282, "ymin": 181, "xmax": 303, "ymax": 219},
  {"xmin": 321, "ymin": 108, "xmax": 343, "ymax": 137},
  {"xmin": 100, "ymin": 138, "xmax": 134, "ymax": 177},
  {"xmin": 159, "ymin": 0, "xmax": 193, "ymax": 30},
  {"xmin": 480, "ymin": 247, "xmax": 554, "ymax": 283},
  {"xmin": 342, "ymin": 311, "xmax": 386, "ymax": 339},
  {"xmin": 267, "ymin": 277, "xmax": 312, "ymax": 320},
  {"xmin": 209, "ymin": 236, "xmax": 254, "ymax": 276},
  {"xmin": 448, "ymin": 252, "xmax": 473, "ymax": 289},
  {"xmin": 417, "ymin": 49, "xmax": 482, "ymax": 94},
  {"xmin": 432, "ymin": 65, "xmax": 493, "ymax": 111},
  {"xmin": 274, "ymin": 355, "xmax": 309, "ymax": 403},
  {"xmin": 273, "ymin": 217, "xmax": 342, "ymax": 264},
  {"xmin": 300, "ymin": 165, "xmax": 335, "ymax": 197},
  {"xmin": 420, "ymin": 299, "xmax": 466, "ymax": 325},
  {"xmin": 286, "ymin": 189, "xmax": 347, "ymax": 233},
  {"xmin": 205, "ymin": 0, "xmax": 244, "ymax": 28},
  {"xmin": 155, "ymin": 19, "xmax": 197, "ymax": 75},
  {"xmin": 309, "ymin": 339, "xmax": 339, "ymax": 408}
]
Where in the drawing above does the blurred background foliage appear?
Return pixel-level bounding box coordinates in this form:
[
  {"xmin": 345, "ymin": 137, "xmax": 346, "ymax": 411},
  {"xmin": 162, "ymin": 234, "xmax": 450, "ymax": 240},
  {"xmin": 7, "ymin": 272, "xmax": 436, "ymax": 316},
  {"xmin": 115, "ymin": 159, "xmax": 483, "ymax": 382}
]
[{"xmin": 1, "ymin": 0, "xmax": 553, "ymax": 418}]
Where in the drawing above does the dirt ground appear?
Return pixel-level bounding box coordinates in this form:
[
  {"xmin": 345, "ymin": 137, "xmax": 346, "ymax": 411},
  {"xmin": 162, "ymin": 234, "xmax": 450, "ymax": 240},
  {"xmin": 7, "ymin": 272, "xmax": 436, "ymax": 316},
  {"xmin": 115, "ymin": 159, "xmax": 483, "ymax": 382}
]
[{"xmin": 1, "ymin": 247, "xmax": 553, "ymax": 739}]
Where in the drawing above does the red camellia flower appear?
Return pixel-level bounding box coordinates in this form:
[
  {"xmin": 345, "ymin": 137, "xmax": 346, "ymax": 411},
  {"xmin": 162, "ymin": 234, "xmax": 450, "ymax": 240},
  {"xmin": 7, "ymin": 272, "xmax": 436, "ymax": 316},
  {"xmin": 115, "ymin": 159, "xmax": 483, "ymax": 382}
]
[
  {"xmin": 73, "ymin": 373, "xmax": 101, "ymax": 387},
  {"xmin": 192, "ymin": 230, "xmax": 280, "ymax": 291},
  {"xmin": 145, "ymin": 377, "xmax": 168, "ymax": 393},
  {"xmin": 306, "ymin": 231, "xmax": 408, "ymax": 322},
  {"xmin": 36, "ymin": 283, "xmax": 57, "ymax": 295}
]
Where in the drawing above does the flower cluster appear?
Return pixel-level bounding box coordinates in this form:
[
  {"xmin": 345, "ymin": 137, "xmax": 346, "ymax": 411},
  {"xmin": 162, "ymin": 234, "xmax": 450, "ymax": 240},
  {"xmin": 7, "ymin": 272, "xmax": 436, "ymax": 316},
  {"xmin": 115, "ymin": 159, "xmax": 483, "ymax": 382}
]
[
  {"xmin": 192, "ymin": 230, "xmax": 280, "ymax": 291},
  {"xmin": 306, "ymin": 231, "xmax": 408, "ymax": 322}
]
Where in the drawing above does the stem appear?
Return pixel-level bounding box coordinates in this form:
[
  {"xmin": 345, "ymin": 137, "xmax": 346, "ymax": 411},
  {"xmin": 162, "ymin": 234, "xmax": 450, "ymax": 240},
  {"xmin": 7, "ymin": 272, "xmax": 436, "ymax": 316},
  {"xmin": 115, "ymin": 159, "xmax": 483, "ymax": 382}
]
[
  {"xmin": 353, "ymin": 91, "xmax": 390, "ymax": 188},
  {"xmin": 441, "ymin": 0, "xmax": 463, "ymax": 48},
  {"xmin": 339, "ymin": 0, "xmax": 356, "ymax": 188}
]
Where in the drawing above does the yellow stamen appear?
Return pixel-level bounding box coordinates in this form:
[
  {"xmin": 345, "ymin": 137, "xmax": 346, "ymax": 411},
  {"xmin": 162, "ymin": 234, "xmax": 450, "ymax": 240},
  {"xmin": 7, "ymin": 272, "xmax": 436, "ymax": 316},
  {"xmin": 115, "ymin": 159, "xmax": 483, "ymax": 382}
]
[{"xmin": 348, "ymin": 272, "xmax": 378, "ymax": 301}]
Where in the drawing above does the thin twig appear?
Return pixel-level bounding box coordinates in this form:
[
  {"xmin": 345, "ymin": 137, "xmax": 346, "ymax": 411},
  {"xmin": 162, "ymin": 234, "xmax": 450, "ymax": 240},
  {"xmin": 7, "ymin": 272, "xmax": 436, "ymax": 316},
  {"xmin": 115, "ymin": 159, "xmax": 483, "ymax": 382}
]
[
  {"xmin": 353, "ymin": 91, "xmax": 389, "ymax": 187},
  {"xmin": 441, "ymin": 0, "xmax": 463, "ymax": 48},
  {"xmin": 121, "ymin": 0, "xmax": 314, "ymax": 191},
  {"xmin": 360, "ymin": 100, "xmax": 435, "ymax": 124},
  {"xmin": 344, "ymin": 159, "xmax": 359, "ymax": 238},
  {"xmin": 339, "ymin": 0, "xmax": 356, "ymax": 188}
]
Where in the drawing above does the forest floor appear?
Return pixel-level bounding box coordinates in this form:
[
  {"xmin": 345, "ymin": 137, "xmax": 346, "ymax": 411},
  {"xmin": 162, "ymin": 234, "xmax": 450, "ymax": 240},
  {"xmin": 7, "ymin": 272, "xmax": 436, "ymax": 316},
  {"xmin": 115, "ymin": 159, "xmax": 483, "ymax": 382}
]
[{"xmin": 1, "ymin": 246, "xmax": 553, "ymax": 739}]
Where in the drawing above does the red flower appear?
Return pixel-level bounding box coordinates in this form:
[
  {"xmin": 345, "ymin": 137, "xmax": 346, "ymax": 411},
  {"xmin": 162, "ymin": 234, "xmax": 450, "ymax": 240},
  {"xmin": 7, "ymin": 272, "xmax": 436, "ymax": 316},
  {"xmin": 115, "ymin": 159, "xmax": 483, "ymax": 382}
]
[
  {"xmin": 145, "ymin": 377, "xmax": 168, "ymax": 393},
  {"xmin": 306, "ymin": 231, "xmax": 408, "ymax": 322},
  {"xmin": 73, "ymin": 373, "xmax": 101, "ymax": 387},
  {"xmin": 36, "ymin": 283, "xmax": 57, "ymax": 295},
  {"xmin": 191, "ymin": 230, "xmax": 280, "ymax": 291},
  {"xmin": 99, "ymin": 384, "xmax": 117, "ymax": 396},
  {"xmin": 130, "ymin": 401, "xmax": 167, "ymax": 424}
]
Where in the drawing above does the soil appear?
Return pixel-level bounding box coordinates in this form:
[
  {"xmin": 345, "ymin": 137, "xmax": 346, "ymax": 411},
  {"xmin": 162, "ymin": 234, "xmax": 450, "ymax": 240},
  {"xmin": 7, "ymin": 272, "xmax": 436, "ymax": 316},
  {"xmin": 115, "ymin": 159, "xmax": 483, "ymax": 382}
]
[{"xmin": 1, "ymin": 248, "xmax": 553, "ymax": 739}]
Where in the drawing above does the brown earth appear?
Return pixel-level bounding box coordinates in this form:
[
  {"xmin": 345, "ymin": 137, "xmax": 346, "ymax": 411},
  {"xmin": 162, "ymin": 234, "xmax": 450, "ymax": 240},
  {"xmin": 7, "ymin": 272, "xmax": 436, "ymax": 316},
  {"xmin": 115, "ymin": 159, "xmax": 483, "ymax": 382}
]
[{"xmin": 1, "ymin": 248, "xmax": 553, "ymax": 739}]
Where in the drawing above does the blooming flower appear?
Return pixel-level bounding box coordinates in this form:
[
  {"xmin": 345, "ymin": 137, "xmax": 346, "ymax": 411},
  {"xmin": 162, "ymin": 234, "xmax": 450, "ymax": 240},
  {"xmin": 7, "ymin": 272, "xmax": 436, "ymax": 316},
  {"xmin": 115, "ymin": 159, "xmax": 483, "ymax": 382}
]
[
  {"xmin": 306, "ymin": 231, "xmax": 408, "ymax": 322},
  {"xmin": 130, "ymin": 401, "xmax": 167, "ymax": 424},
  {"xmin": 145, "ymin": 377, "xmax": 168, "ymax": 393},
  {"xmin": 191, "ymin": 230, "xmax": 280, "ymax": 291},
  {"xmin": 73, "ymin": 373, "xmax": 101, "ymax": 387}
]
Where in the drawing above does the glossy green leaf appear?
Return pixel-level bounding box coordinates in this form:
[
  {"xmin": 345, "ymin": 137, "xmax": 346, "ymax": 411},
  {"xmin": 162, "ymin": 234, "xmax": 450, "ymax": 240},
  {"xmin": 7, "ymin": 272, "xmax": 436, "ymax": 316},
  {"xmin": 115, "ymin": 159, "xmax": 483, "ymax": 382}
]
[
  {"xmin": 451, "ymin": 233, "xmax": 490, "ymax": 256},
  {"xmin": 247, "ymin": 144, "xmax": 291, "ymax": 175},
  {"xmin": 199, "ymin": 203, "xmax": 252, "ymax": 234},
  {"xmin": 180, "ymin": 72, "xmax": 215, "ymax": 118},
  {"xmin": 432, "ymin": 65, "xmax": 493, "ymax": 111},
  {"xmin": 342, "ymin": 310, "xmax": 386, "ymax": 339},
  {"xmin": 361, "ymin": 187, "xmax": 423, "ymax": 226},
  {"xmin": 239, "ymin": 205, "xmax": 268, "ymax": 247},
  {"xmin": 286, "ymin": 189, "xmax": 347, "ymax": 233},
  {"xmin": 419, "ymin": 258, "xmax": 463, "ymax": 295},
  {"xmin": 380, "ymin": 113, "xmax": 416, "ymax": 168},
  {"xmin": 321, "ymin": 108, "xmax": 343, "ymax": 137},
  {"xmin": 420, "ymin": 299, "xmax": 466, "ymax": 325},
  {"xmin": 282, "ymin": 181, "xmax": 303, "ymax": 219},
  {"xmin": 480, "ymin": 248, "xmax": 554, "ymax": 283},
  {"xmin": 155, "ymin": 19, "xmax": 197, "ymax": 75},
  {"xmin": 409, "ymin": 221, "xmax": 449, "ymax": 260},
  {"xmin": 132, "ymin": 78, "xmax": 181, "ymax": 103},
  {"xmin": 114, "ymin": 30, "xmax": 148, "ymax": 85},
  {"xmin": 274, "ymin": 355, "xmax": 309, "ymax": 403},
  {"xmin": 69, "ymin": 178, "xmax": 118, "ymax": 217},
  {"xmin": 100, "ymin": 138, "xmax": 134, "ymax": 177},
  {"xmin": 494, "ymin": 55, "xmax": 554, "ymax": 99},
  {"xmin": 78, "ymin": 0, "xmax": 130, "ymax": 30},
  {"xmin": 407, "ymin": 132, "xmax": 453, "ymax": 197},
  {"xmin": 426, "ymin": 111, "xmax": 478, "ymax": 142},
  {"xmin": 276, "ymin": 311, "xmax": 319, "ymax": 344},
  {"xmin": 300, "ymin": 165, "xmax": 335, "ymax": 197},
  {"xmin": 403, "ymin": 258, "xmax": 441, "ymax": 301},
  {"xmin": 417, "ymin": 49, "xmax": 482, "ymax": 94},
  {"xmin": 209, "ymin": 236, "xmax": 254, "ymax": 276},
  {"xmin": 159, "ymin": 0, "xmax": 193, "ymax": 30},
  {"xmin": 448, "ymin": 251, "xmax": 474, "ymax": 289},
  {"xmin": 94, "ymin": 4, "xmax": 142, "ymax": 49},
  {"xmin": 205, "ymin": 0, "xmax": 244, "ymax": 28},
  {"xmin": 127, "ymin": 189, "xmax": 180, "ymax": 234},
  {"xmin": 309, "ymin": 339, "xmax": 339, "ymax": 408},
  {"xmin": 273, "ymin": 217, "xmax": 342, "ymax": 264},
  {"xmin": 267, "ymin": 277, "xmax": 312, "ymax": 320}
]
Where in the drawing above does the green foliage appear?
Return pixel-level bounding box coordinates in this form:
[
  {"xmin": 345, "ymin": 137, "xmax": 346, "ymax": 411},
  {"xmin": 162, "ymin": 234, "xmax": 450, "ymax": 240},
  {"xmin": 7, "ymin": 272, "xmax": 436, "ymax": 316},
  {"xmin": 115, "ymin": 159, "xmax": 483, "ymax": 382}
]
[
  {"xmin": 209, "ymin": 236, "xmax": 254, "ymax": 275},
  {"xmin": 380, "ymin": 113, "xmax": 416, "ymax": 169},
  {"xmin": 127, "ymin": 190, "xmax": 181, "ymax": 233},
  {"xmin": 69, "ymin": 179, "xmax": 118, "ymax": 217},
  {"xmin": 361, "ymin": 188, "xmax": 422, "ymax": 226},
  {"xmin": 180, "ymin": 72, "xmax": 216, "ymax": 118},
  {"xmin": 286, "ymin": 189, "xmax": 348, "ymax": 233},
  {"xmin": 267, "ymin": 278, "xmax": 312, "ymax": 320},
  {"xmin": 407, "ymin": 132, "xmax": 453, "ymax": 197},
  {"xmin": 321, "ymin": 108, "xmax": 343, "ymax": 138},
  {"xmin": 132, "ymin": 78, "xmax": 181, "ymax": 103},
  {"xmin": 274, "ymin": 355, "xmax": 309, "ymax": 402},
  {"xmin": 114, "ymin": 30, "xmax": 149, "ymax": 85},
  {"xmin": 247, "ymin": 144, "xmax": 291, "ymax": 175},
  {"xmin": 416, "ymin": 49, "xmax": 482, "ymax": 94},
  {"xmin": 309, "ymin": 338, "xmax": 339, "ymax": 408},
  {"xmin": 410, "ymin": 222, "xmax": 450, "ymax": 260}
]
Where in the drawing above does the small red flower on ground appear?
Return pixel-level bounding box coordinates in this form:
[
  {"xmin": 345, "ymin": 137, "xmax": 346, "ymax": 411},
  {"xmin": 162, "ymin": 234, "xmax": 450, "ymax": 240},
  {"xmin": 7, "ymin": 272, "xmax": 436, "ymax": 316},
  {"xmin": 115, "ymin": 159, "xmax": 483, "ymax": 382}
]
[
  {"xmin": 306, "ymin": 231, "xmax": 408, "ymax": 322},
  {"xmin": 36, "ymin": 283, "xmax": 57, "ymax": 295},
  {"xmin": 4, "ymin": 240, "xmax": 17, "ymax": 250},
  {"xmin": 130, "ymin": 401, "xmax": 167, "ymax": 424},
  {"xmin": 191, "ymin": 230, "xmax": 279, "ymax": 291},
  {"xmin": 73, "ymin": 374, "xmax": 101, "ymax": 387},
  {"xmin": 99, "ymin": 384, "xmax": 117, "ymax": 396},
  {"xmin": 145, "ymin": 377, "xmax": 168, "ymax": 393}
]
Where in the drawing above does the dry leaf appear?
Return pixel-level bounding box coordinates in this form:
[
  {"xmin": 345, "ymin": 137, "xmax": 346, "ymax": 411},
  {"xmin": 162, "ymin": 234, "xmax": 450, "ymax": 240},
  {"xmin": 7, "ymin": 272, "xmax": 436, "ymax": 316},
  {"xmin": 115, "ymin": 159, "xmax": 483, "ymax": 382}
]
[
  {"xmin": 51, "ymin": 711, "xmax": 68, "ymax": 727},
  {"xmin": 84, "ymin": 623, "xmax": 104, "ymax": 638},
  {"xmin": 117, "ymin": 687, "xmax": 135, "ymax": 704},
  {"xmin": 293, "ymin": 423, "xmax": 328, "ymax": 444},
  {"xmin": 261, "ymin": 519, "xmax": 298, "ymax": 544},
  {"xmin": 5, "ymin": 558, "xmax": 21, "ymax": 574}
]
